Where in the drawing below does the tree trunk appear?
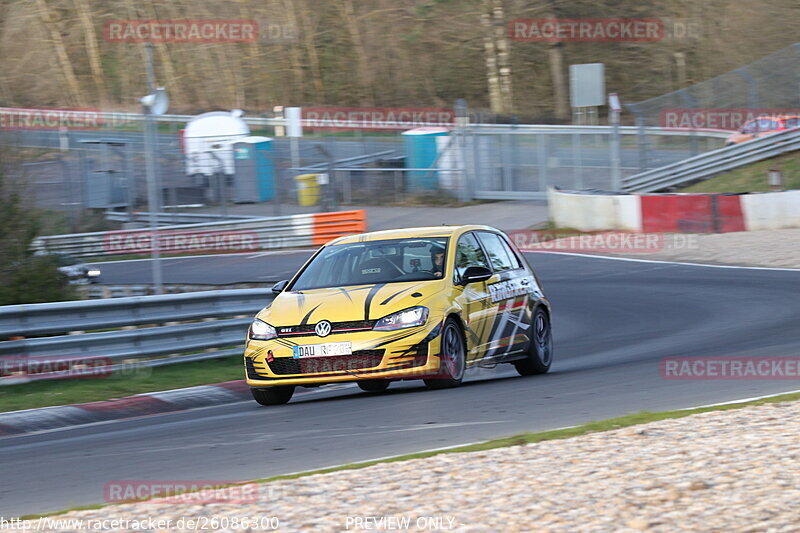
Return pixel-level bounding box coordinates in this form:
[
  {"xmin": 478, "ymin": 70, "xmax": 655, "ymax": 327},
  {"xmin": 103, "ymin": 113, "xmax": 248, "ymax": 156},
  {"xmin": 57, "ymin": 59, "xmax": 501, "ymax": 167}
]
[
  {"xmin": 492, "ymin": 0, "xmax": 513, "ymax": 114},
  {"xmin": 73, "ymin": 0, "xmax": 108, "ymax": 106},
  {"xmin": 549, "ymin": 43, "xmax": 569, "ymax": 120},
  {"xmin": 544, "ymin": 0, "xmax": 568, "ymax": 120},
  {"xmin": 34, "ymin": 0, "xmax": 85, "ymax": 107},
  {"xmin": 482, "ymin": 0, "xmax": 513, "ymax": 114},
  {"xmin": 297, "ymin": 0, "xmax": 325, "ymax": 102},
  {"xmin": 481, "ymin": 9, "xmax": 502, "ymax": 114},
  {"xmin": 340, "ymin": 0, "xmax": 374, "ymax": 106}
]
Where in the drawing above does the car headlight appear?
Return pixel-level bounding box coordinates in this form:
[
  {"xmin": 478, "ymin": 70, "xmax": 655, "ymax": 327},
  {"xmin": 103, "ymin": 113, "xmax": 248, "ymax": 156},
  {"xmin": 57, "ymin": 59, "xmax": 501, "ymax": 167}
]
[
  {"xmin": 249, "ymin": 318, "xmax": 277, "ymax": 340},
  {"xmin": 86, "ymin": 269, "xmax": 101, "ymax": 277},
  {"xmin": 373, "ymin": 306, "xmax": 429, "ymax": 331}
]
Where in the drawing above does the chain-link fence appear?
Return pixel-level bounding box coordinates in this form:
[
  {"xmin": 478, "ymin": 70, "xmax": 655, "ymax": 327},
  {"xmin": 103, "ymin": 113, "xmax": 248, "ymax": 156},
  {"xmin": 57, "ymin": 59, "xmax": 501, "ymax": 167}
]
[
  {"xmin": 627, "ymin": 42, "xmax": 800, "ymax": 155},
  {"xmin": 2, "ymin": 122, "xmax": 732, "ymax": 225}
]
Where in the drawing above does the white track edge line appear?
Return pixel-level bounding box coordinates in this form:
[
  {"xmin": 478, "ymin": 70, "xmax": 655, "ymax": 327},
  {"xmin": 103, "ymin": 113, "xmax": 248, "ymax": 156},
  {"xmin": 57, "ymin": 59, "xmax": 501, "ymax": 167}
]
[{"xmin": 531, "ymin": 251, "xmax": 800, "ymax": 271}]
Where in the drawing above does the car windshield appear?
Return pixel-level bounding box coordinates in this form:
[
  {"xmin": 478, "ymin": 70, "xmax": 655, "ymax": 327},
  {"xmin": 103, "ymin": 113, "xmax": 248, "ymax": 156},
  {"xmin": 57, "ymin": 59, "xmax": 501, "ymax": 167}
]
[
  {"xmin": 289, "ymin": 237, "xmax": 449, "ymax": 290},
  {"xmin": 55, "ymin": 254, "xmax": 78, "ymax": 267}
]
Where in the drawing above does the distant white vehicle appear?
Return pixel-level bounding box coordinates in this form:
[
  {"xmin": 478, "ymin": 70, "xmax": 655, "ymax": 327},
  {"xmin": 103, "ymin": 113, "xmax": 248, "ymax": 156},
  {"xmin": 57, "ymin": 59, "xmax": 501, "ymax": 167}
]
[
  {"xmin": 54, "ymin": 254, "xmax": 101, "ymax": 285},
  {"xmin": 183, "ymin": 110, "xmax": 250, "ymax": 178}
]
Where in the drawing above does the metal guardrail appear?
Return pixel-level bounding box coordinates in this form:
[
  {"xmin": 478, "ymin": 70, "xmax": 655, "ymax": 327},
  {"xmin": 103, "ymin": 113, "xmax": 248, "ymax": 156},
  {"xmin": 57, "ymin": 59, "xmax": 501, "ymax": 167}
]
[
  {"xmin": 0, "ymin": 289, "xmax": 275, "ymax": 384},
  {"xmin": 0, "ymin": 288, "xmax": 273, "ymax": 337},
  {"xmin": 31, "ymin": 209, "xmax": 366, "ymax": 258},
  {"xmin": 622, "ymin": 128, "xmax": 800, "ymax": 192},
  {"xmin": 467, "ymin": 123, "xmax": 733, "ymax": 139},
  {"xmin": 105, "ymin": 211, "xmax": 256, "ymax": 225}
]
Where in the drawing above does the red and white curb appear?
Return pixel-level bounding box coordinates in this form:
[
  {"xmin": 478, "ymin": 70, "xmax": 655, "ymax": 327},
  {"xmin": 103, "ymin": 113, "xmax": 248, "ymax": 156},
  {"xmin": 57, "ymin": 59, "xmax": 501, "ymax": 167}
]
[{"xmin": 0, "ymin": 380, "xmax": 252, "ymax": 438}]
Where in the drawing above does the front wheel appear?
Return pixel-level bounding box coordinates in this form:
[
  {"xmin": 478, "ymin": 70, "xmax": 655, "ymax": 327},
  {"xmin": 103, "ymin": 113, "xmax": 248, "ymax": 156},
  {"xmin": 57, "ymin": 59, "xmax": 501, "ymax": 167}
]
[
  {"xmin": 514, "ymin": 307, "xmax": 553, "ymax": 376},
  {"xmin": 425, "ymin": 318, "xmax": 466, "ymax": 389},
  {"xmin": 251, "ymin": 386, "xmax": 295, "ymax": 406}
]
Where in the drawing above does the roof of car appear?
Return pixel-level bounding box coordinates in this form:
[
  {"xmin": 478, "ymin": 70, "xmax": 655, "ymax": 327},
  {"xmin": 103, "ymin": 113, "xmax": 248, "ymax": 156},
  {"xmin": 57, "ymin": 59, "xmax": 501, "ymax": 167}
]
[{"xmin": 330, "ymin": 225, "xmax": 498, "ymax": 245}]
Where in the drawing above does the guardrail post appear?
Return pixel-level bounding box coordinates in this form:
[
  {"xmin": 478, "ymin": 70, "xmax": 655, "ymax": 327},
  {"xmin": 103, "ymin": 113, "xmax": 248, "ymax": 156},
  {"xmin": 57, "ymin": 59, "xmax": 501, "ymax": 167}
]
[{"xmin": 610, "ymin": 108, "xmax": 622, "ymax": 192}]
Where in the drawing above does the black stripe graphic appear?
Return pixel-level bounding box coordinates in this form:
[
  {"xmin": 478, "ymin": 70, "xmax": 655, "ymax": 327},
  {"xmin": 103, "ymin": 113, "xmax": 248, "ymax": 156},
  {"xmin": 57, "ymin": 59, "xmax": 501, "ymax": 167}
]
[
  {"xmin": 364, "ymin": 283, "xmax": 386, "ymax": 320},
  {"xmin": 335, "ymin": 287, "xmax": 354, "ymax": 302},
  {"xmin": 371, "ymin": 328, "xmax": 421, "ymax": 348},
  {"xmin": 380, "ymin": 284, "xmax": 420, "ymax": 306},
  {"xmin": 300, "ymin": 304, "xmax": 322, "ymax": 325}
]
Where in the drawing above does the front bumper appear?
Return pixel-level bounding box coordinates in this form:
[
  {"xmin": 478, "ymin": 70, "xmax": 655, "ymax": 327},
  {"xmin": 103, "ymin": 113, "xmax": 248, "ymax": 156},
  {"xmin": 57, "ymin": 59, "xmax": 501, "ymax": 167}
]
[{"xmin": 244, "ymin": 320, "xmax": 443, "ymax": 387}]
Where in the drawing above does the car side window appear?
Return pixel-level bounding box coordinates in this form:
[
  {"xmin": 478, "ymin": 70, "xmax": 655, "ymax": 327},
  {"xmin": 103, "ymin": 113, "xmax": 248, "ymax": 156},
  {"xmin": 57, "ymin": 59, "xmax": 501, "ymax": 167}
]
[
  {"xmin": 757, "ymin": 118, "xmax": 777, "ymax": 131},
  {"xmin": 741, "ymin": 120, "xmax": 758, "ymax": 133},
  {"xmin": 785, "ymin": 118, "xmax": 800, "ymax": 129},
  {"xmin": 454, "ymin": 233, "xmax": 491, "ymax": 282},
  {"xmin": 476, "ymin": 232, "xmax": 517, "ymax": 272}
]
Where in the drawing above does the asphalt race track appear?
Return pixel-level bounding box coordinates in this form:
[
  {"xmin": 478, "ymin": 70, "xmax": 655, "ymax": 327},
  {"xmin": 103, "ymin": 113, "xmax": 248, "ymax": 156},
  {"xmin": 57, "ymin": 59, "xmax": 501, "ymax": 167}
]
[
  {"xmin": 3, "ymin": 253, "xmax": 800, "ymax": 517},
  {"xmin": 91, "ymin": 250, "xmax": 316, "ymax": 285}
]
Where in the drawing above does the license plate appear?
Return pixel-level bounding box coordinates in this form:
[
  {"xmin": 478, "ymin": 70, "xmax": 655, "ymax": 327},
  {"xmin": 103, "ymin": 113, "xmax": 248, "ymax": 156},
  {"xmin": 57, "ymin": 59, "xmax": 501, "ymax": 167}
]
[{"xmin": 293, "ymin": 342, "xmax": 352, "ymax": 359}]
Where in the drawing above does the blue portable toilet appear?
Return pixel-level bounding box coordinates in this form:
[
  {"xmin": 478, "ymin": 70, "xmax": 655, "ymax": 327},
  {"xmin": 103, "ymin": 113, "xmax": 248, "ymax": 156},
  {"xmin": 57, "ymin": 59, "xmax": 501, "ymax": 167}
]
[
  {"xmin": 402, "ymin": 127, "xmax": 450, "ymax": 191},
  {"xmin": 232, "ymin": 136, "xmax": 274, "ymax": 203}
]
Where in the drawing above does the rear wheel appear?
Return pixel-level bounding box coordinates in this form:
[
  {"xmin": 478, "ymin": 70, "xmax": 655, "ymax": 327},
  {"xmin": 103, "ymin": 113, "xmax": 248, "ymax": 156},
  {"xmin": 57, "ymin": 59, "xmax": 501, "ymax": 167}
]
[
  {"xmin": 357, "ymin": 380, "xmax": 391, "ymax": 393},
  {"xmin": 425, "ymin": 318, "xmax": 466, "ymax": 389},
  {"xmin": 514, "ymin": 307, "xmax": 553, "ymax": 376},
  {"xmin": 251, "ymin": 386, "xmax": 295, "ymax": 406}
]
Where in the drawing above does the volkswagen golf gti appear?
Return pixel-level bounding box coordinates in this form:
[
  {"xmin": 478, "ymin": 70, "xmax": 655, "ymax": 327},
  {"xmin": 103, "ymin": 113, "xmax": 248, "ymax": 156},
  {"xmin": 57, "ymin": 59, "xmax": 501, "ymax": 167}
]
[{"xmin": 244, "ymin": 225, "xmax": 553, "ymax": 405}]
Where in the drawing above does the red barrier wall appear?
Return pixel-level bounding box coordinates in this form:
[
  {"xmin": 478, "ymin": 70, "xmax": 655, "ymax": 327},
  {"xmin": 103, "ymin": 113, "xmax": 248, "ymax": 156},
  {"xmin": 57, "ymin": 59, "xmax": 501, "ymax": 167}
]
[{"xmin": 640, "ymin": 194, "xmax": 745, "ymax": 233}]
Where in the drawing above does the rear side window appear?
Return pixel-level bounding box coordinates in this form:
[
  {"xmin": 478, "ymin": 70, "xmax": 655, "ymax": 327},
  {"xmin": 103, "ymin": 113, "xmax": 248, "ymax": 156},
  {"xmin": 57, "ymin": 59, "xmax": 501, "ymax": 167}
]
[
  {"xmin": 784, "ymin": 117, "xmax": 800, "ymax": 129},
  {"xmin": 741, "ymin": 120, "xmax": 758, "ymax": 133},
  {"xmin": 454, "ymin": 232, "xmax": 491, "ymax": 282},
  {"xmin": 757, "ymin": 118, "xmax": 780, "ymax": 131},
  {"xmin": 477, "ymin": 232, "xmax": 520, "ymax": 272}
]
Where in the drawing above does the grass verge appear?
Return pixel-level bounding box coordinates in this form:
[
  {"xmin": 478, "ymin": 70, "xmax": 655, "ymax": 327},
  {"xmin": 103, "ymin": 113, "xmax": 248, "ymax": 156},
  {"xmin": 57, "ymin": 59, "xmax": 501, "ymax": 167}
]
[
  {"xmin": 0, "ymin": 355, "xmax": 243, "ymax": 413},
  {"xmin": 682, "ymin": 150, "xmax": 800, "ymax": 192},
  {"xmin": 17, "ymin": 389, "xmax": 800, "ymax": 520}
]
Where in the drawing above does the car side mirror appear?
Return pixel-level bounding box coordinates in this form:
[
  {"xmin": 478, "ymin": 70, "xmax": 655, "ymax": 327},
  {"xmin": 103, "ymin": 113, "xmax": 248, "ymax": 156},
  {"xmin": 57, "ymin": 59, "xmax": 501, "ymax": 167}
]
[
  {"xmin": 459, "ymin": 266, "xmax": 493, "ymax": 285},
  {"xmin": 271, "ymin": 280, "xmax": 289, "ymax": 294}
]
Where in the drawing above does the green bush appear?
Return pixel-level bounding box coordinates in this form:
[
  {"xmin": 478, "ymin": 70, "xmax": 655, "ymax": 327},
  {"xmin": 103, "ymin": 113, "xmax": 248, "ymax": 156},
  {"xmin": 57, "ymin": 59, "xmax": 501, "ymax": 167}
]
[{"xmin": 0, "ymin": 175, "xmax": 75, "ymax": 305}]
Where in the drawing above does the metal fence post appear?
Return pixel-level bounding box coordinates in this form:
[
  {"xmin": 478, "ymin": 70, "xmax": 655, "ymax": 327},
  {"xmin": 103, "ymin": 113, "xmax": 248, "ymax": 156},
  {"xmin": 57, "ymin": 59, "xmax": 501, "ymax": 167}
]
[
  {"xmin": 454, "ymin": 99, "xmax": 471, "ymax": 202},
  {"xmin": 610, "ymin": 107, "xmax": 622, "ymax": 192},
  {"xmin": 537, "ymin": 133, "xmax": 548, "ymax": 192},
  {"xmin": 572, "ymin": 132, "xmax": 584, "ymax": 189}
]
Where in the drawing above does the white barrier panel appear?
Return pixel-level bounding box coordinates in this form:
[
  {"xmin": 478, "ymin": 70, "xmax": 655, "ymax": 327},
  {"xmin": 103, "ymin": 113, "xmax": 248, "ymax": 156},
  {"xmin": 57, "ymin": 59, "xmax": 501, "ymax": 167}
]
[
  {"xmin": 32, "ymin": 210, "xmax": 367, "ymax": 258},
  {"xmin": 741, "ymin": 190, "xmax": 800, "ymax": 231},
  {"xmin": 548, "ymin": 189, "xmax": 642, "ymax": 231}
]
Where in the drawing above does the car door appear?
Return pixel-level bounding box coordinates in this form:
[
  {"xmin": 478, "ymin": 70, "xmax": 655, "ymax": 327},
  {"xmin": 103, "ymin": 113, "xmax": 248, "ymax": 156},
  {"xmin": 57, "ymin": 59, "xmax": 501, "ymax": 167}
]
[
  {"xmin": 475, "ymin": 231, "xmax": 534, "ymax": 358},
  {"xmin": 452, "ymin": 232, "xmax": 494, "ymax": 361}
]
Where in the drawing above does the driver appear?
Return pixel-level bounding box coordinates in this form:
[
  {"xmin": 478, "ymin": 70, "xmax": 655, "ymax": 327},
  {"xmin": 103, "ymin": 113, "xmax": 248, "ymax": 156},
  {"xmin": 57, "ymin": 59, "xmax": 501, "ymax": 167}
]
[{"xmin": 430, "ymin": 244, "xmax": 445, "ymax": 277}]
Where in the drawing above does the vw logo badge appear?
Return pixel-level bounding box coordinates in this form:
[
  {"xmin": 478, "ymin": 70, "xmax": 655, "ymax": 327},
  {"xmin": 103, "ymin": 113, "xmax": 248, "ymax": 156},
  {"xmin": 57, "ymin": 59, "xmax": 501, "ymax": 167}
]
[{"xmin": 315, "ymin": 320, "xmax": 332, "ymax": 337}]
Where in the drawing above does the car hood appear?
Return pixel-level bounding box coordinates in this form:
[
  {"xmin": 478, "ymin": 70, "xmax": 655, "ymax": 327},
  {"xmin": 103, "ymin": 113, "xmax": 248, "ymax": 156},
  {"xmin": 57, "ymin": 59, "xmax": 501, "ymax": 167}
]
[{"xmin": 258, "ymin": 281, "xmax": 445, "ymax": 326}]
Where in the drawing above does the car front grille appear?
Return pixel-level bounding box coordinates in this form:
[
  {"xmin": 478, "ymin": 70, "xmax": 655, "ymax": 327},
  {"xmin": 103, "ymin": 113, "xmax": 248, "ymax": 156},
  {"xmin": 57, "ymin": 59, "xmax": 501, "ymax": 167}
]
[
  {"xmin": 276, "ymin": 320, "xmax": 377, "ymax": 338},
  {"xmin": 245, "ymin": 358, "xmax": 263, "ymax": 379},
  {"xmin": 267, "ymin": 350, "xmax": 385, "ymax": 375}
]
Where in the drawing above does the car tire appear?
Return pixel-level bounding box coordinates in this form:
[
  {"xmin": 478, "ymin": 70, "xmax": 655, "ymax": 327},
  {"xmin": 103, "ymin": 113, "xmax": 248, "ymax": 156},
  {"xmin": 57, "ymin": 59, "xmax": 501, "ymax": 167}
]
[
  {"xmin": 514, "ymin": 307, "xmax": 553, "ymax": 376},
  {"xmin": 357, "ymin": 380, "xmax": 391, "ymax": 393},
  {"xmin": 425, "ymin": 318, "xmax": 466, "ymax": 389},
  {"xmin": 251, "ymin": 386, "xmax": 295, "ymax": 406}
]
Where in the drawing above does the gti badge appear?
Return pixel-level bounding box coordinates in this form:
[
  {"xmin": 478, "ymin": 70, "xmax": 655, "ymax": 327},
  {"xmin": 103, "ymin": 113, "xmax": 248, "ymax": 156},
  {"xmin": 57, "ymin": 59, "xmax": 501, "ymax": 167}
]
[{"xmin": 315, "ymin": 320, "xmax": 332, "ymax": 337}]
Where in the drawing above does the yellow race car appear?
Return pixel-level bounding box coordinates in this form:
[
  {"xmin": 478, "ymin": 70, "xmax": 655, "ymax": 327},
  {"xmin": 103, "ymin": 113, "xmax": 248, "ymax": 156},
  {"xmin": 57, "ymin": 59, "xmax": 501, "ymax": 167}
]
[{"xmin": 244, "ymin": 225, "xmax": 553, "ymax": 405}]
